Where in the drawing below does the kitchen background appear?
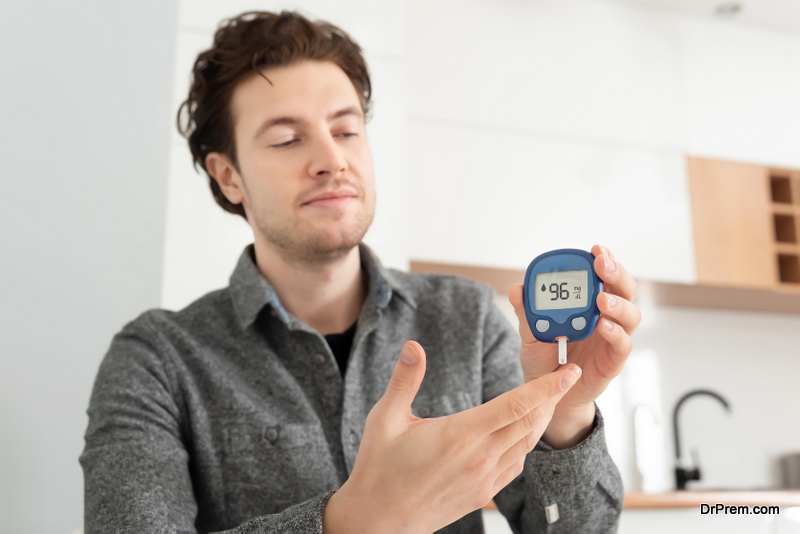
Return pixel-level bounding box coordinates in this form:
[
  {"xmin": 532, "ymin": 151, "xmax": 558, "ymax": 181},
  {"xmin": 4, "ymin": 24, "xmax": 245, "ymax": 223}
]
[{"xmin": 2, "ymin": 0, "xmax": 799, "ymax": 532}]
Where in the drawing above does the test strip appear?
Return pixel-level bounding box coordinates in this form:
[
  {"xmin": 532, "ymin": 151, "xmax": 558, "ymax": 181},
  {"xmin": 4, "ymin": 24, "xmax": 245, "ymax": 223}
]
[{"xmin": 557, "ymin": 337, "xmax": 567, "ymax": 365}]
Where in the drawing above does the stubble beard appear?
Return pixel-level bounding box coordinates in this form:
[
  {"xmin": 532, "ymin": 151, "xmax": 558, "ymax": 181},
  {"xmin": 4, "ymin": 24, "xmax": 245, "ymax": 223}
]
[{"xmin": 252, "ymin": 188, "xmax": 376, "ymax": 266}]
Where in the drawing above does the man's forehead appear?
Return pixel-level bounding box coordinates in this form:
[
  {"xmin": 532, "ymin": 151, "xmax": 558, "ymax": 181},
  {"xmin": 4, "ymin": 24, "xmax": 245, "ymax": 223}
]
[{"xmin": 230, "ymin": 60, "xmax": 362, "ymax": 133}]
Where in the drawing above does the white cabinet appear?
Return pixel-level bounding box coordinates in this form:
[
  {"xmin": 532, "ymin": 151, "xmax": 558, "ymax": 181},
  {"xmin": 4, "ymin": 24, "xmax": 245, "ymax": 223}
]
[
  {"xmin": 620, "ymin": 508, "xmax": 791, "ymax": 534},
  {"xmin": 406, "ymin": 120, "xmax": 696, "ymax": 283},
  {"xmin": 406, "ymin": 0, "xmax": 685, "ymax": 151},
  {"xmin": 406, "ymin": 0, "xmax": 694, "ymax": 283},
  {"xmin": 486, "ymin": 507, "xmax": 800, "ymax": 533},
  {"xmin": 679, "ymin": 18, "xmax": 800, "ymax": 170}
]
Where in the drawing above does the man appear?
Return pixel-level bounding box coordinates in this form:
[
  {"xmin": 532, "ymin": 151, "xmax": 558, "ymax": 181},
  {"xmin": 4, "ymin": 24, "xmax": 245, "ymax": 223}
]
[{"xmin": 81, "ymin": 11, "xmax": 641, "ymax": 533}]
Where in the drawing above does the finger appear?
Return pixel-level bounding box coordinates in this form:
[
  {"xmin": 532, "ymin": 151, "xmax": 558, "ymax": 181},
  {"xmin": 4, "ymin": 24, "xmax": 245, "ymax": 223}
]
[
  {"xmin": 495, "ymin": 410, "xmax": 555, "ymax": 486},
  {"xmin": 375, "ymin": 341, "xmax": 427, "ymax": 430},
  {"xmin": 486, "ymin": 366, "xmax": 579, "ymax": 455},
  {"xmin": 508, "ymin": 283, "xmax": 539, "ymax": 347},
  {"xmin": 470, "ymin": 364, "xmax": 581, "ymax": 435},
  {"xmin": 595, "ymin": 318, "xmax": 633, "ymax": 379},
  {"xmin": 592, "ymin": 246, "xmax": 637, "ymax": 302},
  {"xmin": 492, "ymin": 456, "xmax": 526, "ymax": 496},
  {"xmin": 494, "ymin": 399, "xmax": 555, "ymax": 475},
  {"xmin": 590, "ymin": 243, "xmax": 615, "ymax": 261},
  {"xmin": 597, "ymin": 292, "xmax": 642, "ymax": 335}
]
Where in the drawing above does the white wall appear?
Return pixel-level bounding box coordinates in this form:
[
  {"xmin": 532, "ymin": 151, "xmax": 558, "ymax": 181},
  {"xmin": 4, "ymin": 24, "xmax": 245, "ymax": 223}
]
[{"xmin": 0, "ymin": 1, "xmax": 178, "ymax": 532}]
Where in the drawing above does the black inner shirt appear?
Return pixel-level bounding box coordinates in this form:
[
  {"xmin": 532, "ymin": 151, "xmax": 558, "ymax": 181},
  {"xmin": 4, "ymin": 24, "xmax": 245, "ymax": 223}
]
[{"xmin": 323, "ymin": 321, "xmax": 357, "ymax": 376}]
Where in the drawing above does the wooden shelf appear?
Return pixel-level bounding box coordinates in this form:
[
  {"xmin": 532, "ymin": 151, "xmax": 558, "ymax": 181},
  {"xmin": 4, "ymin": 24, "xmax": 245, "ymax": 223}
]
[
  {"xmin": 636, "ymin": 279, "xmax": 800, "ymax": 314},
  {"xmin": 775, "ymin": 243, "xmax": 800, "ymax": 254},
  {"xmin": 772, "ymin": 203, "xmax": 798, "ymax": 215},
  {"xmin": 769, "ymin": 169, "xmax": 800, "ymax": 287},
  {"xmin": 409, "ymin": 261, "xmax": 800, "ymax": 314},
  {"xmin": 687, "ymin": 158, "xmax": 800, "ymax": 290},
  {"xmin": 409, "ymin": 260, "xmax": 524, "ymax": 294}
]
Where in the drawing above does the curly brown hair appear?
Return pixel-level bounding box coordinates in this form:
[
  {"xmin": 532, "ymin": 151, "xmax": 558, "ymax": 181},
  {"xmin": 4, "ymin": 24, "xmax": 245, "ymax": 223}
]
[{"xmin": 176, "ymin": 11, "xmax": 372, "ymax": 220}]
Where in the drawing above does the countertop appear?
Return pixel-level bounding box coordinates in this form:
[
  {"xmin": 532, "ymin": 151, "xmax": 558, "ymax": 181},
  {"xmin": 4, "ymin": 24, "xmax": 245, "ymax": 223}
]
[
  {"xmin": 624, "ymin": 490, "xmax": 800, "ymax": 509},
  {"xmin": 482, "ymin": 490, "xmax": 800, "ymax": 511}
]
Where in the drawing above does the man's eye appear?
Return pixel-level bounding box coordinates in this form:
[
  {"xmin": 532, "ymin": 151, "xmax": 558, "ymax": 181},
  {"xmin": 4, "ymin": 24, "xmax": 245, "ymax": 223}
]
[
  {"xmin": 272, "ymin": 138, "xmax": 299, "ymax": 148},
  {"xmin": 337, "ymin": 132, "xmax": 357, "ymax": 139}
]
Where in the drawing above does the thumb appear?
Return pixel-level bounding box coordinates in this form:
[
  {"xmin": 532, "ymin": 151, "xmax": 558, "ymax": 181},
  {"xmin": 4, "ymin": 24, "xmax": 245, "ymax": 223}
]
[
  {"xmin": 379, "ymin": 341, "xmax": 427, "ymax": 418},
  {"xmin": 508, "ymin": 283, "xmax": 538, "ymax": 345}
]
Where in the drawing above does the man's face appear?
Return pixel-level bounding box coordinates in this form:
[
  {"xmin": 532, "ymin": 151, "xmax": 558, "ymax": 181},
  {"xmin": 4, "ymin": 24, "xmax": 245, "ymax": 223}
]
[{"xmin": 223, "ymin": 59, "xmax": 375, "ymax": 262}]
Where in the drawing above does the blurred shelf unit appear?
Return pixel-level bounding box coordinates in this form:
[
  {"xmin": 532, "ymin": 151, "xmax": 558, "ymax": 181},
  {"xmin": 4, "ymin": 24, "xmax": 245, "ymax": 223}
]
[
  {"xmin": 688, "ymin": 157, "xmax": 800, "ymax": 292},
  {"xmin": 770, "ymin": 172, "xmax": 800, "ymax": 284}
]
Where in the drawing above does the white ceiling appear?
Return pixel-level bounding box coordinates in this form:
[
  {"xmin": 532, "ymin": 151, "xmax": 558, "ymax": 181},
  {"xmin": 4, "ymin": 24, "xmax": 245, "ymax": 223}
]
[{"xmin": 612, "ymin": 0, "xmax": 800, "ymax": 33}]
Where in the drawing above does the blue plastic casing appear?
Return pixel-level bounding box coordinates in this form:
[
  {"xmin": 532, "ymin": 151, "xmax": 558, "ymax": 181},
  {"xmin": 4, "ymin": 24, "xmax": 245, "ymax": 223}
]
[{"xmin": 522, "ymin": 249, "xmax": 603, "ymax": 343}]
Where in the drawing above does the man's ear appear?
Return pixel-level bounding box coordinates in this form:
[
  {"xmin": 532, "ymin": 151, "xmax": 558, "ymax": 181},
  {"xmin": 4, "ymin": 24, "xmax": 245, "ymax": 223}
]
[{"xmin": 206, "ymin": 152, "xmax": 245, "ymax": 206}]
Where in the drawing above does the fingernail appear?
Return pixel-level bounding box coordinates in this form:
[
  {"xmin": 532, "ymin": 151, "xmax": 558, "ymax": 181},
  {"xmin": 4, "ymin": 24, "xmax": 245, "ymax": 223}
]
[
  {"xmin": 605, "ymin": 257, "xmax": 616, "ymax": 274},
  {"xmin": 607, "ymin": 294, "xmax": 617, "ymax": 307},
  {"xmin": 561, "ymin": 366, "xmax": 582, "ymax": 389},
  {"xmin": 400, "ymin": 343, "xmax": 417, "ymax": 366},
  {"xmin": 604, "ymin": 319, "xmax": 613, "ymax": 331},
  {"xmin": 601, "ymin": 246, "xmax": 610, "ymax": 258}
]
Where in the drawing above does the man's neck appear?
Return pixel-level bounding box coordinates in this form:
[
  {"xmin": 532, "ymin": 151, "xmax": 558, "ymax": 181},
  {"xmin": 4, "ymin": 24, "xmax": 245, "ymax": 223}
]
[{"xmin": 252, "ymin": 240, "xmax": 367, "ymax": 336}]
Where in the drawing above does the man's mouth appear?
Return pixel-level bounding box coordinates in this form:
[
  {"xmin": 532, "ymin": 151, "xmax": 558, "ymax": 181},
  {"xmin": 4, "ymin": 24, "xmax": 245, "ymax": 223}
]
[{"xmin": 301, "ymin": 188, "xmax": 357, "ymax": 208}]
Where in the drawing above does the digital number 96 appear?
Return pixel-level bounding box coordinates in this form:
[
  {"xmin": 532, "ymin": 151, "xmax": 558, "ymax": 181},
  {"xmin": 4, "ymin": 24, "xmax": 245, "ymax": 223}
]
[{"xmin": 549, "ymin": 282, "xmax": 569, "ymax": 301}]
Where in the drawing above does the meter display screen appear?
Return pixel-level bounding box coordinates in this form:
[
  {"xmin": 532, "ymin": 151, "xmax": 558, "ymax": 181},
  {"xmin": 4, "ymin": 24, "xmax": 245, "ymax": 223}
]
[{"xmin": 534, "ymin": 269, "xmax": 589, "ymax": 311}]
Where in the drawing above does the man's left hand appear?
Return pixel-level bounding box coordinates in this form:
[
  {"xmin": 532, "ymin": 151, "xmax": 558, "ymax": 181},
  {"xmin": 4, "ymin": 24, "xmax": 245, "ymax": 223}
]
[{"xmin": 508, "ymin": 244, "xmax": 641, "ymax": 449}]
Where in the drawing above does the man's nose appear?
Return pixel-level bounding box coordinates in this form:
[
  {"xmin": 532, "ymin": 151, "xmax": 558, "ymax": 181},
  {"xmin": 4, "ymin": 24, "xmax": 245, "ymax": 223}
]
[{"xmin": 309, "ymin": 131, "xmax": 348, "ymax": 178}]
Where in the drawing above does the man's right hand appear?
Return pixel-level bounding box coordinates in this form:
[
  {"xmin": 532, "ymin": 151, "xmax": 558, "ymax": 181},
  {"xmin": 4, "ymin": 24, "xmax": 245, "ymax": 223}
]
[{"xmin": 322, "ymin": 340, "xmax": 582, "ymax": 534}]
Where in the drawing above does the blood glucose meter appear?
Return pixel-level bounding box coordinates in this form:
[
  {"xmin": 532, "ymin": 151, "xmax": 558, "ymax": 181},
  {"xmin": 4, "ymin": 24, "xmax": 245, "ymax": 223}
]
[{"xmin": 522, "ymin": 249, "xmax": 603, "ymax": 364}]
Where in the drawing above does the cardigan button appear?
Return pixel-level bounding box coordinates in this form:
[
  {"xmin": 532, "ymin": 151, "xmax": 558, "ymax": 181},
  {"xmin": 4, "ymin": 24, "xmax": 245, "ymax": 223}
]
[{"xmin": 314, "ymin": 353, "xmax": 327, "ymax": 365}]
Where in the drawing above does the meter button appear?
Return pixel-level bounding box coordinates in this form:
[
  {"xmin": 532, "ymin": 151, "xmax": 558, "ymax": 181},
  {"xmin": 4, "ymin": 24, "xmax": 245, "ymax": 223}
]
[
  {"xmin": 571, "ymin": 317, "xmax": 587, "ymax": 331},
  {"xmin": 535, "ymin": 319, "xmax": 550, "ymax": 333}
]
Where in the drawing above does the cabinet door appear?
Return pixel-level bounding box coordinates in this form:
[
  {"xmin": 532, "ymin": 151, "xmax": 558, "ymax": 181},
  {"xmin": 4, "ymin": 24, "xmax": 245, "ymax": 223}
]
[
  {"xmin": 688, "ymin": 157, "xmax": 776, "ymax": 288},
  {"xmin": 620, "ymin": 509, "xmax": 771, "ymax": 534}
]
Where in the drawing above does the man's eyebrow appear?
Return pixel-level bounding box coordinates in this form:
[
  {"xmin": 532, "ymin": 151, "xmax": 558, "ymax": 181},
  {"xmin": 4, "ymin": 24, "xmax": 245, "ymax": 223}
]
[{"xmin": 252, "ymin": 106, "xmax": 363, "ymax": 141}]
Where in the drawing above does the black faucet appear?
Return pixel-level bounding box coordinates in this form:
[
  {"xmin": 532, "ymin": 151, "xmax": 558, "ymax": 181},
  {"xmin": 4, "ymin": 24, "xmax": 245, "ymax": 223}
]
[{"xmin": 672, "ymin": 389, "xmax": 731, "ymax": 490}]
